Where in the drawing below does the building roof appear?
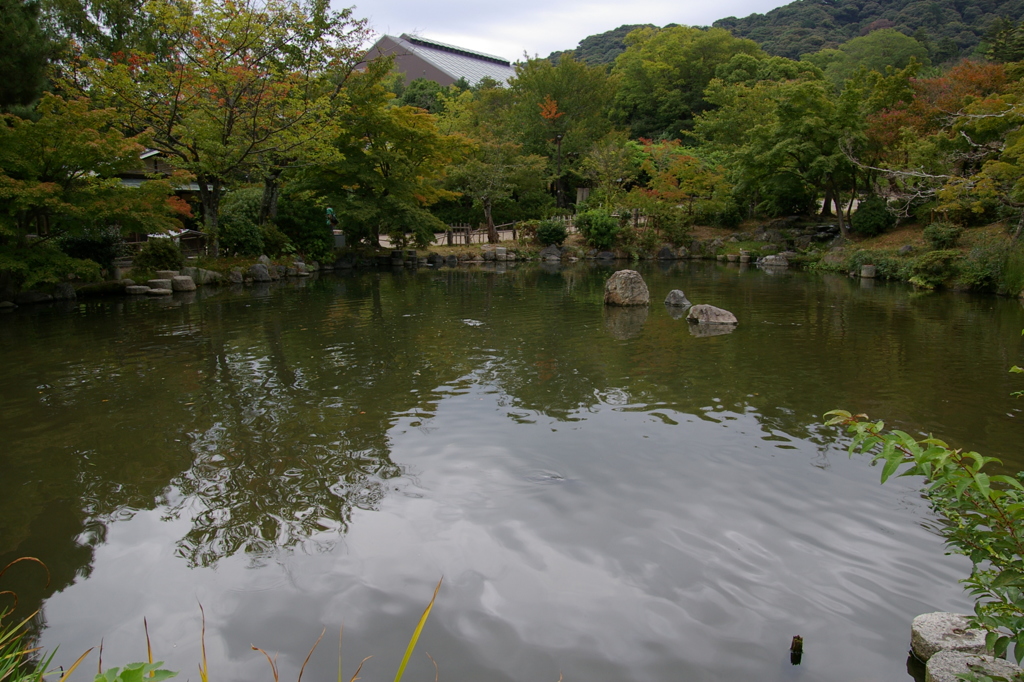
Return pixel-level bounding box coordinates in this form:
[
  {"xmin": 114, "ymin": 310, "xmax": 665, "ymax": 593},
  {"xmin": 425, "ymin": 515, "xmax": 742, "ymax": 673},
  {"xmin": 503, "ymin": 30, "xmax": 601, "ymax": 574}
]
[{"xmin": 368, "ymin": 34, "xmax": 517, "ymax": 87}]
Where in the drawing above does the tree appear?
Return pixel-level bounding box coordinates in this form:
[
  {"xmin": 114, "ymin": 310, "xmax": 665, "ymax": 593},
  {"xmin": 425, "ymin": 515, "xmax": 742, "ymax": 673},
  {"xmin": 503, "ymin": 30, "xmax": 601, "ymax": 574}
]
[
  {"xmin": 78, "ymin": 0, "xmax": 369, "ymax": 254},
  {"xmin": 504, "ymin": 56, "xmax": 615, "ymax": 208},
  {"xmin": 448, "ymin": 139, "xmax": 546, "ymax": 243},
  {"xmin": 818, "ymin": 29, "xmax": 931, "ymax": 88},
  {"xmin": 580, "ymin": 132, "xmax": 642, "ymax": 208},
  {"xmin": 610, "ymin": 26, "xmax": 763, "ymax": 139},
  {"xmin": 0, "ymin": 93, "xmax": 187, "ymax": 239},
  {"xmin": 0, "ymin": 0, "xmax": 51, "ymax": 108},
  {"xmin": 308, "ymin": 67, "xmax": 465, "ymax": 248}
]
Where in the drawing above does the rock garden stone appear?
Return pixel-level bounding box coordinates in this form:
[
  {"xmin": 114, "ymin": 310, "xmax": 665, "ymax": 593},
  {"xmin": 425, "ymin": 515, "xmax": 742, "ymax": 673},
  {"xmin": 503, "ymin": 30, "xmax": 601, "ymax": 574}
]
[
  {"xmin": 446, "ymin": 255, "xmax": 458, "ymax": 267},
  {"xmin": 861, "ymin": 264, "xmax": 877, "ymax": 278},
  {"xmin": 899, "ymin": 244, "xmax": 915, "ymax": 255},
  {"xmin": 427, "ymin": 253, "xmax": 443, "ymax": 266},
  {"xmin": 125, "ymin": 285, "xmax": 150, "ymax": 295},
  {"xmin": 483, "ymin": 249, "xmax": 497, "ymax": 261},
  {"xmin": 911, "ymin": 613, "xmax": 986, "ymax": 662},
  {"xmin": 539, "ymin": 245, "xmax": 562, "ymax": 261},
  {"xmin": 676, "ymin": 246, "xmax": 689, "ymax": 258},
  {"xmin": 229, "ymin": 269, "xmax": 243, "ymax": 284},
  {"xmin": 155, "ymin": 270, "xmax": 179, "ymax": 280},
  {"xmin": 761, "ymin": 254, "xmax": 789, "ymax": 267},
  {"xmin": 296, "ymin": 262, "xmax": 310, "ymax": 276},
  {"xmin": 286, "ymin": 267, "xmax": 298, "ymax": 277},
  {"xmin": 495, "ymin": 247, "xmax": 507, "ymax": 261},
  {"xmin": 686, "ymin": 304, "xmax": 738, "ymax": 325},
  {"xmin": 146, "ymin": 287, "xmax": 173, "ymax": 295},
  {"xmin": 665, "ymin": 290, "xmax": 691, "ymax": 307},
  {"xmin": 604, "ymin": 270, "xmax": 650, "ymax": 307},
  {"xmin": 925, "ymin": 651, "xmax": 1021, "ymax": 682},
  {"xmin": 53, "ymin": 282, "xmax": 76, "ymax": 300},
  {"xmin": 657, "ymin": 246, "xmax": 676, "ymax": 260},
  {"xmin": 147, "ymin": 278, "xmax": 172, "ymax": 290},
  {"xmin": 247, "ymin": 264, "xmax": 272, "ymax": 282},
  {"xmin": 171, "ymin": 275, "xmax": 196, "ymax": 291},
  {"xmin": 257, "ymin": 255, "xmax": 271, "ymax": 265},
  {"xmin": 597, "ymin": 251, "xmax": 616, "ymax": 260},
  {"xmin": 726, "ymin": 254, "xmax": 739, "ymax": 262}
]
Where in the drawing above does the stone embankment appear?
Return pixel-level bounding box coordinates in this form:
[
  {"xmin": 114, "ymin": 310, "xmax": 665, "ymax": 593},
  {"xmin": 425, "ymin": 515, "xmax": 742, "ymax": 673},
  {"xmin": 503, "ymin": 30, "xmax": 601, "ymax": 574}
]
[{"xmin": 910, "ymin": 612, "xmax": 1022, "ymax": 682}]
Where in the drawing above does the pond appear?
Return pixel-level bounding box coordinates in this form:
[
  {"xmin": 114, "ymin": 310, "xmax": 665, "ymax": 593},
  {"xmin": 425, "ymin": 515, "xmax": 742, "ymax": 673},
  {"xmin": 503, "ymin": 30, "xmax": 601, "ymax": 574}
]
[{"xmin": 1, "ymin": 261, "xmax": 1022, "ymax": 682}]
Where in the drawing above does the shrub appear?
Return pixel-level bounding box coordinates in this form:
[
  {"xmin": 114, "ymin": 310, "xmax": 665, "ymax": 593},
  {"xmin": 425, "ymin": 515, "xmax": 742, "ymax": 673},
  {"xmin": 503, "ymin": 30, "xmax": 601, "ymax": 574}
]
[
  {"xmin": 575, "ymin": 210, "xmax": 619, "ymax": 250},
  {"xmin": 260, "ymin": 224, "xmax": 295, "ymax": 259},
  {"xmin": 1000, "ymin": 245, "xmax": 1024, "ymax": 296},
  {"xmin": 275, "ymin": 194, "xmax": 329, "ymax": 260},
  {"xmin": 535, "ymin": 219, "xmax": 567, "ymax": 246},
  {"xmin": 851, "ymin": 195, "xmax": 896, "ymax": 237},
  {"xmin": 57, "ymin": 228, "xmax": 127, "ymax": 272},
  {"xmin": 133, "ymin": 238, "xmax": 184, "ymax": 272},
  {"xmin": 907, "ymin": 249, "xmax": 963, "ymax": 288},
  {"xmin": 219, "ymin": 187, "xmax": 265, "ymax": 256},
  {"xmin": 0, "ymin": 242, "xmax": 101, "ymax": 290},
  {"xmin": 923, "ymin": 222, "xmax": 963, "ymax": 250}
]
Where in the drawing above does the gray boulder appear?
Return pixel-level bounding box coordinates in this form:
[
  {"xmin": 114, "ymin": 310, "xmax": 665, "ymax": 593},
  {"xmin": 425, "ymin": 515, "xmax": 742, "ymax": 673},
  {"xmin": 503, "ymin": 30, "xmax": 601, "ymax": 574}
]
[
  {"xmin": 295, "ymin": 261, "xmax": 310, "ymax": 276},
  {"xmin": 53, "ymin": 282, "xmax": 77, "ymax": 300},
  {"xmin": 925, "ymin": 651, "xmax": 1021, "ymax": 682},
  {"xmin": 171, "ymin": 275, "xmax": 196, "ymax": 291},
  {"xmin": 911, "ymin": 613, "xmax": 986, "ymax": 662},
  {"xmin": 604, "ymin": 270, "xmax": 650, "ymax": 307},
  {"xmin": 483, "ymin": 249, "xmax": 497, "ymax": 261},
  {"xmin": 427, "ymin": 252, "xmax": 443, "ymax": 266},
  {"xmin": 125, "ymin": 285, "xmax": 150, "ymax": 295},
  {"xmin": 257, "ymin": 255, "xmax": 271, "ymax": 266},
  {"xmin": 147, "ymin": 278, "xmax": 173, "ymax": 290},
  {"xmin": 539, "ymin": 245, "xmax": 561, "ymax": 261},
  {"xmin": 686, "ymin": 304, "xmax": 737, "ymax": 325},
  {"xmin": 155, "ymin": 270, "xmax": 179, "ymax": 280},
  {"xmin": 656, "ymin": 246, "xmax": 676, "ymax": 260},
  {"xmin": 229, "ymin": 269, "xmax": 244, "ymax": 284},
  {"xmin": 664, "ymin": 290, "xmax": 691, "ymax": 307},
  {"xmin": 899, "ymin": 244, "xmax": 915, "ymax": 255},
  {"xmin": 247, "ymin": 264, "xmax": 272, "ymax": 282},
  {"xmin": 760, "ymin": 254, "xmax": 789, "ymax": 267},
  {"xmin": 446, "ymin": 255, "xmax": 458, "ymax": 267}
]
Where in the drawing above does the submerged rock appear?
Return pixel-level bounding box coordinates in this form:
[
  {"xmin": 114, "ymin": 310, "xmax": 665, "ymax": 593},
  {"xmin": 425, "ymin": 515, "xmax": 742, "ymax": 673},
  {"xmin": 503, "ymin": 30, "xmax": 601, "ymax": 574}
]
[{"xmin": 604, "ymin": 270, "xmax": 650, "ymax": 306}]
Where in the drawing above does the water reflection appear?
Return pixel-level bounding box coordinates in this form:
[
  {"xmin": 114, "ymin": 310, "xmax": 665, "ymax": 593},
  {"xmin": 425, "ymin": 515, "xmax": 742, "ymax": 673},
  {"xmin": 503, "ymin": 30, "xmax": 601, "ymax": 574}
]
[{"xmin": 0, "ymin": 263, "xmax": 1021, "ymax": 682}]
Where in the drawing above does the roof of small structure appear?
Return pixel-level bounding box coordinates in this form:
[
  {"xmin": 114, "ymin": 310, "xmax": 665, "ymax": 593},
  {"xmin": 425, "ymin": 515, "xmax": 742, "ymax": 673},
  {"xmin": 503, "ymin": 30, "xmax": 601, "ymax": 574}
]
[{"xmin": 371, "ymin": 34, "xmax": 517, "ymax": 86}]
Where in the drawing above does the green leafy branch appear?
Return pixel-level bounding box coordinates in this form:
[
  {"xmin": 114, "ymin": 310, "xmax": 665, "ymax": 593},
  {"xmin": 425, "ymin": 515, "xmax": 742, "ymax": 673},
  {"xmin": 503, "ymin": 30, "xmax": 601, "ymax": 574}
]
[{"xmin": 825, "ymin": 410, "xmax": 1024, "ymax": 667}]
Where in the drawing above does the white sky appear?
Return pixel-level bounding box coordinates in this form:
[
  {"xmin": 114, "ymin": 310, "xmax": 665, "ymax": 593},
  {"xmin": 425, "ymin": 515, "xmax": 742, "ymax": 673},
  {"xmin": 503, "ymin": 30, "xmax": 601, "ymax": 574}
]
[{"xmin": 349, "ymin": 0, "xmax": 795, "ymax": 61}]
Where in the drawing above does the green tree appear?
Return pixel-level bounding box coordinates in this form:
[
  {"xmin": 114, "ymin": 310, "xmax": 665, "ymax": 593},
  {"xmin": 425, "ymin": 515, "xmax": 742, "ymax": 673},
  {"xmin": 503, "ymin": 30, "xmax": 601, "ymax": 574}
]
[
  {"xmin": 818, "ymin": 29, "xmax": 931, "ymax": 88},
  {"xmin": 505, "ymin": 56, "xmax": 614, "ymax": 207},
  {"xmin": 78, "ymin": 0, "xmax": 368, "ymax": 254},
  {"xmin": 0, "ymin": 93, "xmax": 187, "ymax": 239},
  {"xmin": 0, "ymin": 0, "xmax": 51, "ymax": 107},
  {"xmin": 610, "ymin": 26, "xmax": 763, "ymax": 139},
  {"xmin": 308, "ymin": 68, "xmax": 465, "ymax": 248},
  {"xmin": 448, "ymin": 139, "xmax": 546, "ymax": 243}
]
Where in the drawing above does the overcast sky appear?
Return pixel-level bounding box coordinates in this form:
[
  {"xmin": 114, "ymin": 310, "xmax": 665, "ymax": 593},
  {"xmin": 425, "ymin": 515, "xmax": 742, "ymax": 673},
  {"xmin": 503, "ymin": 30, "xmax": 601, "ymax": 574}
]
[{"xmin": 349, "ymin": 0, "xmax": 793, "ymax": 61}]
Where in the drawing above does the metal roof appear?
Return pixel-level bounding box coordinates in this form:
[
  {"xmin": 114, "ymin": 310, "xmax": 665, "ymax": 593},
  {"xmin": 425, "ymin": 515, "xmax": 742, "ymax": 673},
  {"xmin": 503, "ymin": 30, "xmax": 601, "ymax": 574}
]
[{"xmin": 392, "ymin": 34, "xmax": 517, "ymax": 86}]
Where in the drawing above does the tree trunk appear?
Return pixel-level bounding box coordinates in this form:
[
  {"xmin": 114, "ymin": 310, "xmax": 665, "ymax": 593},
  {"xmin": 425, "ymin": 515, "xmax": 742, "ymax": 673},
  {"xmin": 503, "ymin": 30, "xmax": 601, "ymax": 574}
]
[
  {"xmin": 832, "ymin": 187, "xmax": 849, "ymax": 238},
  {"xmin": 258, "ymin": 169, "xmax": 281, "ymax": 226},
  {"xmin": 197, "ymin": 176, "xmax": 223, "ymax": 257},
  {"xmin": 485, "ymin": 197, "xmax": 499, "ymax": 244},
  {"xmin": 820, "ymin": 187, "xmax": 834, "ymax": 217}
]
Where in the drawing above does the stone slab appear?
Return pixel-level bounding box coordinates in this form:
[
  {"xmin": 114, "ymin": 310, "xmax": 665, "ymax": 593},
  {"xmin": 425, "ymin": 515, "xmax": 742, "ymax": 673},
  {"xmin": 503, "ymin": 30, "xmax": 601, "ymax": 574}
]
[
  {"xmin": 125, "ymin": 285, "xmax": 150, "ymax": 295},
  {"xmin": 925, "ymin": 650, "xmax": 1021, "ymax": 682},
  {"xmin": 146, "ymin": 288, "xmax": 173, "ymax": 296},
  {"xmin": 912, "ymin": 613, "xmax": 986, "ymax": 662}
]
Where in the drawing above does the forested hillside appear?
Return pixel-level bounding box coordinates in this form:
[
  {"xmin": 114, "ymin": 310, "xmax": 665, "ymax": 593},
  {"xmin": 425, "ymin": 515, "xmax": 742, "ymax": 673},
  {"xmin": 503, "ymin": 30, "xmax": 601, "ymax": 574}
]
[
  {"xmin": 547, "ymin": 24, "xmax": 654, "ymax": 65},
  {"xmin": 714, "ymin": 0, "xmax": 1024, "ymax": 61}
]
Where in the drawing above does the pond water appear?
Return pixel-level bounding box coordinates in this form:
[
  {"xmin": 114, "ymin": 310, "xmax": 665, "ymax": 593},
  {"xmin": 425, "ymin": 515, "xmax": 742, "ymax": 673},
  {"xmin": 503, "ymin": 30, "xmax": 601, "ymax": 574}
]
[{"xmin": 2, "ymin": 261, "xmax": 1023, "ymax": 682}]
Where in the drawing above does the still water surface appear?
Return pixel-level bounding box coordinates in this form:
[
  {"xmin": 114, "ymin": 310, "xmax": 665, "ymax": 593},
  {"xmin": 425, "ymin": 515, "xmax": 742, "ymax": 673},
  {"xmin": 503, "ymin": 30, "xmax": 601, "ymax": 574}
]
[{"xmin": 2, "ymin": 262, "xmax": 1023, "ymax": 682}]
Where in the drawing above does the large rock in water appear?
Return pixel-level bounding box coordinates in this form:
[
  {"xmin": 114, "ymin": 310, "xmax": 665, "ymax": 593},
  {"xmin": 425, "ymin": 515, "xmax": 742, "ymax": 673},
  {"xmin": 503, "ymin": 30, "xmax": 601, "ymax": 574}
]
[
  {"xmin": 247, "ymin": 264, "xmax": 272, "ymax": 282},
  {"xmin": 171, "ymin": 275, "xmax": 196, "ymax": 291},
  {"xmin": 686, "ymin": 304, "xmax": 737, "ymax": 325},
  {"xmin": 664, "ymin": 290, "xmax": 690, "ymax": 307},
  {"xmin": 604, "ymin": 270, "xmax": 650, "ymax": 306}
]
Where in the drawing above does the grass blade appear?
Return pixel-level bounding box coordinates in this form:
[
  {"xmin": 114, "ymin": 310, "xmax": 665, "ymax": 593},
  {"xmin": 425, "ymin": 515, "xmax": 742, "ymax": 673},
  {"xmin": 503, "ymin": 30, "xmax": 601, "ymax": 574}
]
[
  {"xmin": 56, "ymin": 648, "xmax": 94, "ymax": 682},
  {"xmin": 197, "ymin": 604, "xmax": 208, "ymax": 682},
  {"xmin": 297, "ymin": 628, "xmax": 325, "ymax": 682},
  {"xmin": 348, "ymin": 656, "xmax": 371, "ymax": 682},
  {"xmin": 393, "ymin": 578, "xmax": 442, "ymax": 682}
]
